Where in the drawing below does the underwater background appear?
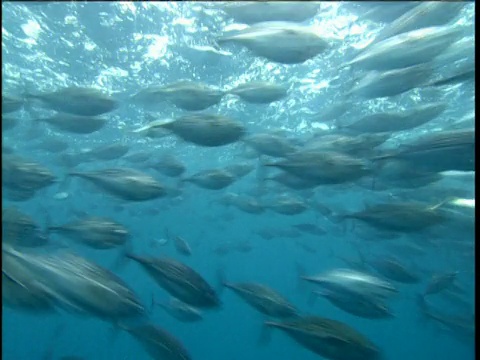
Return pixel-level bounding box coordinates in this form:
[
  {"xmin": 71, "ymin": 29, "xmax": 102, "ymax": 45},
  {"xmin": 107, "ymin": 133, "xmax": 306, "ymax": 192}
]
[{"xmin": 2, "ymin": 2, "xmax": 475, "ymax": 360}]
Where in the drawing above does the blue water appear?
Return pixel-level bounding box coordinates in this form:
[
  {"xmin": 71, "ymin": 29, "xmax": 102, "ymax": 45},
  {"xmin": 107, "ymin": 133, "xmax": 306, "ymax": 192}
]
[{"xmin": 2, "ymin": 2, "xmax": 475, "ymax": 360}]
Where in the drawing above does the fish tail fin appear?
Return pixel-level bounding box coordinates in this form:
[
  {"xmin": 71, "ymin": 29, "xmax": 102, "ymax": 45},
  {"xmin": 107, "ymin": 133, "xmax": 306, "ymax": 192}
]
[
  {"xmin": 112, "ymin": 237, "xmax": 134, "ymax": 271},
  {"xmin": 254, "ymin": 156, "xmax": 269, "ymax": 196},
  {"xmin": 112, "ymin": 244, "xmax": 137, "ymax": 272},
  {"xmin": 148, "ymin": 293, "xmax": 158, "ymax": 315},
  {"xmin": 352, "ymin": 243, "xmax": 367, "ymax": 267},
  {"xmin": 257, "ymin": 322, "xmax": 274, "ymax": 347},
  {"xmin": 212, "ymin": 40, "xmax": 223, "ymax": 51},
  {"xmin": 213, "ymin": 35, "xmax": 228, "ymax": 49},
  {"xmin": 307, "ymin": 291, "xmax": 320, "ymax": 307},
  {"xmin": 175, "ymin": 178, "xmax": 187, "ymax": 191},
  {"xmin": 415, "ymin": 293, "xmax": 428, "ymax": 312},
  {"xmin": 40, "ymin": 323, "xmax": 66, "ymax": 360},
  {"xmin": 295, "ymin": 263, "xmax": 309, "ymax": 293},
  {"xmin": 216, "ymin": 267, "xmax": 227, "ymax": 295},
  {"xmin": 414, "ymin": 293, "xmax": 432, "ymax": 326},
  {"xmin": 107, "ymin": 322, "xmax": 124, "ymax": 346},
  {"xmin": 164, "ymin": 227, "xmax": 172, "ymax": 240},
  {"xmin": 43, "ymin": 211, "xmax": 54, "ymax": 244}
]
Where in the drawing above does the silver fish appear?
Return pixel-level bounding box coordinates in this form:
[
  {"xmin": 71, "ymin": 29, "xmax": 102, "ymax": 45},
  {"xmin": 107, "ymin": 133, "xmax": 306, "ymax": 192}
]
[
  {"xmin": 69, "ymin": 168, "xmax": 167, "ymax": 202},
  {"xmin": 217, "ymin": 22, "xmax": 330, "ymax": 64}
]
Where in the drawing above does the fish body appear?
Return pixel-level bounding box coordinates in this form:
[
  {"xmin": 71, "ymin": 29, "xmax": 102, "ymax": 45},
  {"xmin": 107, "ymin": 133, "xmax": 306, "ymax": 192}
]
[
  {"xmin": 225, "ymin": 282, "xmax": 298, "ymax": 318},
  {"xmin": 69, "ymin": 168, "xmax": 166, "ymax": 202},
  {"xmin": 217, "ymin": 22, "xmax": 330, "ymax": 64},
  {"xmin": 126, "ymin": 254, "xmax": 221, "ymax": 309},
  {"xmin": 27, "ymin": 86, "xmax": 118, "ymax": 116}
]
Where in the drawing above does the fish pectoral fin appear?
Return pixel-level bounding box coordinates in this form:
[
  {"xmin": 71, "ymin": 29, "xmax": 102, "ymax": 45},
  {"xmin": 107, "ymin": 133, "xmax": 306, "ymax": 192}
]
[{"xmin": 112, "ymin": 244, "xmax": 133, "ymax": 272}]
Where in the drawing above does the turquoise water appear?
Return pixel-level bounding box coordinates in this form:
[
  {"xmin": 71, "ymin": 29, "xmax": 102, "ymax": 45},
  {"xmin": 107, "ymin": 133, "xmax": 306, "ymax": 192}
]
[{"xmin": 2, "ymin": 2, "xmax": 475, "ymax": 360}]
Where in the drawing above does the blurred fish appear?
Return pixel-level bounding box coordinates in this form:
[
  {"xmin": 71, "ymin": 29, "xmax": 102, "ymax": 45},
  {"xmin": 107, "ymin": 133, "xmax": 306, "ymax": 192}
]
[
  {"xmin": 2, "ymin": 144, "xmax": 15, "ymax": 154},
  {"xmin": 2, "ymin": 207, "xmax": 48, "ymax": 247},
  {"xmin": 310, "ymin": 101, "xmax": 352, "ymax": 123},
  {"xmin": 223, "ymin": 281, "xmax": 299, "ymax": 319},
  {"xmin": 426, "ymin": 65, "xmax": 475, "ymax": 88},
  {"xmin": 82, "ymin": 143, "xmax": 130, "ymax": 161},
  {"xmin": 2, "ymin": 95, "xmax": 24, "ymax": 114},
  {"xmin": 438, "ymin": 288, "xmax": 472, "ymax": 311},
  {"xmin": 352, "ymin": 2, "xmax": 418, "ymax": 23},
  {"xmin": 30, "ymin": 137, "xmax": 69, "ymax": 153},
  {"xmin": 216, "ymin": 22, "xmax": 330, "ymax": 64},
  {"xmin": 339, "ymin": 102, "xmax": 446, "ymax": 134},
  {"xmin": 134, "ymin": 114, "xmax": 246, "ymax": 147},
  {"xmin": 126, "ymin": 253, "xmax": 221, "ymax": 309},
  {"xmin": 235, "ymin": 240, "xmax": 253, "ymax": 253},
  {"xmin": 370, "ymin": 2, "xmax": 467, "ymax": 45},
  {"xmin": 154, "ymin": 297, "xmax": 203, "ymax": 323},
  {"xmin": 182, "ymin": 169, "xmax": 237, "ymax": 190},
  {"xmin": 343, "ymin": 25, "xmax": 465, "ymax": 71},
  {"xmin": 335, "ymin": 254, "xmax": 368, "ymax": 272},
  {"xmin": 165, "ymin": 229, "xmax": 192, "ymax": 256},
  {"xmin": 383, "ymin": 241, "xmax": 426, "ymax": 258},
  {"xmin": 218, "ymin": 193, "xmax": 266, "ymax": 214},
  {"xmin": 223, "ymin": 162, "xmax": 255, "ymax": 178},
  {"xmin": 2, "ymin": 271, "xmax": 56, "ymax": 314},
  {"xmin": 424, "ymin": 271, "xmax": 459, "ymax": 296},
  {"xmin": 374, "ymin": 129, "xmax": 475, "ymax": 172},
  {"xmin": 3, "ymin": 188, "xmax": 37, "ymax": 202},
  {"xmin": 47, "ymin": 216, "xmax": 130, "ymax": 250},
  {"xmin": 243, "ymin": 133, "xmax": 298, "ymax": 158},
  {"xmin": 301, "ymin": 268, "xmax": 398, "ymax": 300},
  {"xmin": 147, "ymin": 154, "xmax": 186, "ymax": 178},
  {"xmin": 255, "ymin": 227, "xmax": 302, "ymax": 241},
  {"xmin": 2, "ymin": 154, "xmax": 57, "ymax": 193},
  {"xmin": 68, "ymin": 168, "xmax": 167, "ymax": 202},
  {"xmin": 345, "ymin": 63, "xmax": 434, "ymax": 99},
  {"xmin": 2, "ymin": 245, "xmax": 146, "ymax": 322},
  {"xmin": 374, "ymin": 1, "xmax": 466, "ymax": 42},
  {"xmin": 266, "ymin": 196, "xmax": 309, "ymax": 215},
  {"xmin": 301, "ymin": 133, "xmax": 390, "ymax": 156},
  {"xmin": 416, "ymin": 294, "xmax": 474, "ymax": 343},
  {"xmin": 264, "ymin": 172, "xmax": 320, "ymax": 190},
  {"xmin": 120, "ymin": 322, "xmax": 192, "ymax": 360},
  {"xmin": 312, "ymin": 287, "xmax": 395, "ymax": 320},
  {"xmin": 32, "ymin": 113, "xmax": 108, "ymax": 134},
  {"xmin": 25, "ymin": 86, "xmax": 118, "ymax": 116},
  {"xmin": 375, "ymin": 160, "xmax": 444, "ymax": 190},
  {"xmin": 368, "ymin": 257, "xmax": 421, "ymax": 284},
  {"xmin": 264, "ymin": 316, "xmax": 381, "ymax": 360},
  {"xmin": 228, "ymin": 81, "xmax": 288, "ymax": 104},
  {"xmin": 292, "ymin": 223, "xmax": 327, "ymax": 236},
  {"xmin": 433, "ymin": 36, "xmax": 474, "ymax": 65},
  {"xmin": 264, "ymin": 150, "xmax": 371, "ymax": 185},
  {"xmin": 123, "ymin": 151, "xmax": 152, "ymax": 164},
  {"xmin": 338, "ymin": 200, "xmax": 449, "ymax": 232},
  {"xmin": 132, "ymin": 80, "xmax": 225, "ymax": 111}
]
